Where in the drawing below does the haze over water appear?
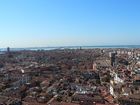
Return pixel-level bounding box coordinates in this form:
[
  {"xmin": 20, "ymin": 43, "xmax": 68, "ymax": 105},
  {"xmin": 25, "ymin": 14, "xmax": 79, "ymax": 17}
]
[{"xmin": 0, "ymin": 45, "xmax": 140, "ymax": 52}]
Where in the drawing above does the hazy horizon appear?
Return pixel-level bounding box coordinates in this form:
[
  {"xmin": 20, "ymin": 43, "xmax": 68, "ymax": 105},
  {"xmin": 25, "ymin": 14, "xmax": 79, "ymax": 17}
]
[
  {"xmin": 1, "ymin": 45, "xmax": 140, "ymax": 49},
  {"xmin": 0, "ymin": 0, "xmax": 140, "ymax": 48}
]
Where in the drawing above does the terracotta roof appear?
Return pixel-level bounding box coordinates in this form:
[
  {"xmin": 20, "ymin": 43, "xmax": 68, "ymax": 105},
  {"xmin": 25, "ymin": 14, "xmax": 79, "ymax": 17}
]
[{"xmin": 49, "ymin": 101, "xmax": 79, "ymax": 105}]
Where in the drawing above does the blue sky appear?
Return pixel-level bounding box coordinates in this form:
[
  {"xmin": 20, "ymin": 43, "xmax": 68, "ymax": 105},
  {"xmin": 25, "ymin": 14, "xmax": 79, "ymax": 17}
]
[{"xmin": 0, "ymin": 0, "xmax": 140, "ymax": 48}]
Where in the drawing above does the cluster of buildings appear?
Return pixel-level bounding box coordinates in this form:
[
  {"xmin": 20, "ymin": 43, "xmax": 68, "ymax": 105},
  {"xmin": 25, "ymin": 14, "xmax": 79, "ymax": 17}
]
[{"xmin": 0, "ymin": 48, "xmax": 140, "ymax": 105}]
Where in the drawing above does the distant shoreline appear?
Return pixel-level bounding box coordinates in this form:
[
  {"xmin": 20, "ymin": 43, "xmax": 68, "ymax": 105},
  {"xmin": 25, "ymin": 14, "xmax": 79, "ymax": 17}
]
[{"xmin": 0, "ymin": 45, "xmax": 140, "ymax": 51}]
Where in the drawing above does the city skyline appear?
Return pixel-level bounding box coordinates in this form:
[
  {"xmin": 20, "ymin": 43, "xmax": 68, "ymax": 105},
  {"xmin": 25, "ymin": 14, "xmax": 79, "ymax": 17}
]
[{"xmin": 0, "ymin": 0, "xmax": 140, "ymax": 48}]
